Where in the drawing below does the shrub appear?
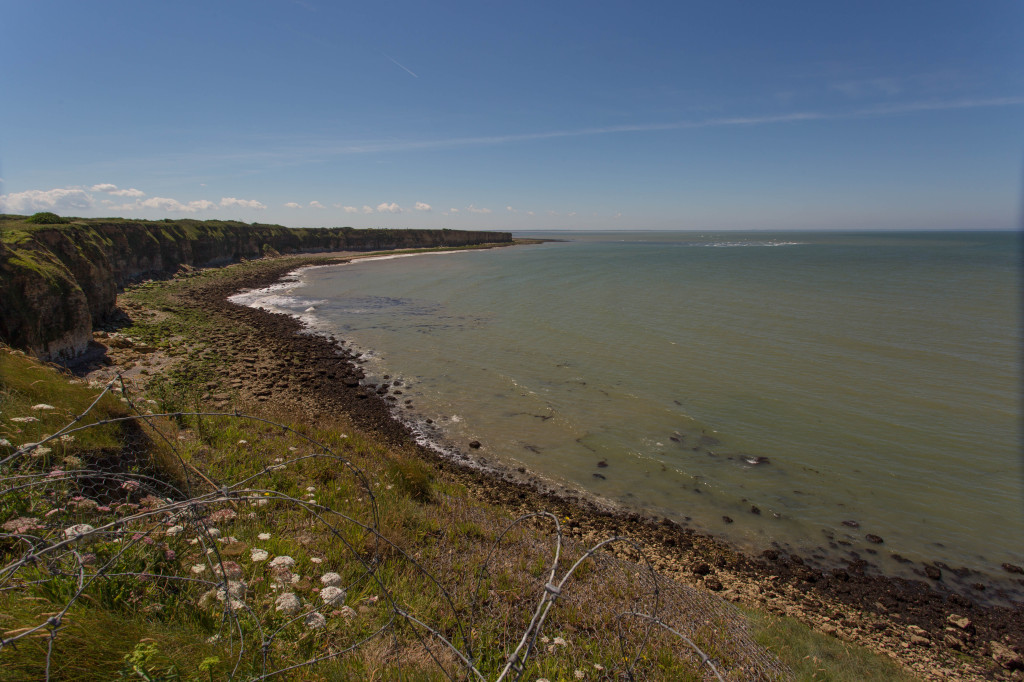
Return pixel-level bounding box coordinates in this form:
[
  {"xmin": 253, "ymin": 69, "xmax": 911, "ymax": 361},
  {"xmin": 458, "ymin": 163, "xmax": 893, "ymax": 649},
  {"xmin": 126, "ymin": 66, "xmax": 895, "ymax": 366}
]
[{"xmin": 25, "ymin": 212, "xmax": 71, "ymax": 224}]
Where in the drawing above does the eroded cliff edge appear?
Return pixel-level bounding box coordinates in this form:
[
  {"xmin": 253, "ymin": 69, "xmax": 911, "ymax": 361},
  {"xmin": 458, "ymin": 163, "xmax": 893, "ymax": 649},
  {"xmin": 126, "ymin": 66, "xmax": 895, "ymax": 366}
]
[{"xmin": 0, "ymin": 213, "xmax": 510, "ymax": 362}]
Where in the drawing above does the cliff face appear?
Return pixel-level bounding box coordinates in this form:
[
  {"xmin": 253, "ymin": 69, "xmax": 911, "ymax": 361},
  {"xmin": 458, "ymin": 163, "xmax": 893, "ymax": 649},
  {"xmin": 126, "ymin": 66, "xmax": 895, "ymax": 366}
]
[{"xmin": 0, "ymin": 217, "xmax": 511, "ymax": 362}]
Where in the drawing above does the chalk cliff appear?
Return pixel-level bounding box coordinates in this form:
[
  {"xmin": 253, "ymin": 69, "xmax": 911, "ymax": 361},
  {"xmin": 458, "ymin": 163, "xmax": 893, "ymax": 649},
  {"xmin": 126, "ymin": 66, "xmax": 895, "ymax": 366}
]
[{"xmin": 0, "ymin": 215, "xmax": 510, "ymax": 362}]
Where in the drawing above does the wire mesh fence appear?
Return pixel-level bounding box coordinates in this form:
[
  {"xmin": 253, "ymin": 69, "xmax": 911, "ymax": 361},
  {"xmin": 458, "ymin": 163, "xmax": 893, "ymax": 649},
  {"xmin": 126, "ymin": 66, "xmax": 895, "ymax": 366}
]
[{"xmin": 1, "ymin": 373, "xmax": 791, "ymax": 680}]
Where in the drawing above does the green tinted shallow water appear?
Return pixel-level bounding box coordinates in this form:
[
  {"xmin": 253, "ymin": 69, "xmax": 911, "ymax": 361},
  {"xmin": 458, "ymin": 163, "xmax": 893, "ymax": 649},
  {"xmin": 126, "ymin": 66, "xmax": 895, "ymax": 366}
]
[{"xmin": 235, "ymin": 231, "xmax": 1022, "ymax": 596}]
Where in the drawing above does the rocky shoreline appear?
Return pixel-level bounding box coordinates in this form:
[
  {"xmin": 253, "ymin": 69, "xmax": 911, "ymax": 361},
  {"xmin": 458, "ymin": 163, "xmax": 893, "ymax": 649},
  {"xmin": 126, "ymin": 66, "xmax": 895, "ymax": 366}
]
[{"xmin": 85, "ymin": 254, "xmax": 1024, "ymax": 680}]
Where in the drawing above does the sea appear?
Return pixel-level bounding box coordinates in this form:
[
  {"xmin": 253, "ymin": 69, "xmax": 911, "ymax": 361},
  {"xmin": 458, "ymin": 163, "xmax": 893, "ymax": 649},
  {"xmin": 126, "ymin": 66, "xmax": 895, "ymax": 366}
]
[{"xmin": 232, "ymin": 230, "xmax": 1023, "ymax": 600}]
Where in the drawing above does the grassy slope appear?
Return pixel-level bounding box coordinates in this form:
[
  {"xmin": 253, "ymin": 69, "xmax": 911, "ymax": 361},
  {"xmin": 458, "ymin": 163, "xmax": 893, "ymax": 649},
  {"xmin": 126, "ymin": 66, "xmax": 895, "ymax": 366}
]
[{"xmin": 0, "ymin": 254, "xmax": 919, "ymax": 681}]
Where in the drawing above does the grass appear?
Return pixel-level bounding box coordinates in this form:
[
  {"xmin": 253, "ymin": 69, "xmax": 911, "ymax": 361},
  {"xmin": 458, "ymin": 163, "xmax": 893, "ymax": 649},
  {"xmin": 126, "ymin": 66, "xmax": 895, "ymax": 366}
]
[{"xmin": 747, "ymin": 609, "xmax": 919, "ymax": 681}]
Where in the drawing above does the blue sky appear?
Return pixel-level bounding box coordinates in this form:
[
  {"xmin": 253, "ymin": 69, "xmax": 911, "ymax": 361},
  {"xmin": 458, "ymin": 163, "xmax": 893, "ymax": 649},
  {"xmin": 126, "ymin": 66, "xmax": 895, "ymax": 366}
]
[{"xmin": 1, "ymin": 0, "xmax": 1021, "ymax": 230}]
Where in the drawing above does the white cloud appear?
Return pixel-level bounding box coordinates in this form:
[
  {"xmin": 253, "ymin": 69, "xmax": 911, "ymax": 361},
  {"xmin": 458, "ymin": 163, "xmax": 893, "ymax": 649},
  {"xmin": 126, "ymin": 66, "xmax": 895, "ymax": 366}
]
[
  {"xmin": 0, "ymin": 188, "xmax": 94, "ymax": 213},
  {"xmin": 466, "ymin": 205, "xmax": 492, "ymax": 214},
  {"xmin": 362, "ymin": 205, "xmax": 374, "ymax": 214},
  {"xmin": 376, "ymin": 202, "xmax": 402, "ymax": 213},
  {"xmin": 127, "ymin": 197, "xmax": 214, "ymax": 212},
  {"xmin": 526, "ymin": 211, "xmax": 535, "ymax": 216},
  {"xmin": 109, "ymin": 188, "xmax": 145, "ymax": 197},
  {"xmin": 449, "ymin": 208, "xmax": 459, "ymax": 213},
  {"xmin": 90, "ymin": 183, "xmax": 145, "ymax": 197},
  {"xmin": 284, "ymin": 202, "xmax": 302, "ymax": 209},
  {"xmin": 220, "ymin": 197, "xmax": 266, "ymax": 209},
  {"xmin": 342, "ymin": 206, "xmax": 360, "ymax": 214},
  {"xmin": 309, "ymin": 200, "xmax": 324, "ymax": 208},
  {"xmin": 414, "ymin": 201, "xmax": 431, "ymax": 211},
  {"xmin": 506, "ymin": 205, "xmax": 518, "ymax": 214}
]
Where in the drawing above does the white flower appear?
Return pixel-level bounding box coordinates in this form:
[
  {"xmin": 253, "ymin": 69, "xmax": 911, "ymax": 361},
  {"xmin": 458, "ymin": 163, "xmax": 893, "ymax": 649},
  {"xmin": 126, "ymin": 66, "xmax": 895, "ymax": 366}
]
[
  {"xmin": 206, "ymin": 528, "xmax": 221, "ymax": 538},
  {"xmin": 251, "ymin": 548, "xmax": 269, "ymax": 562},
  {"xmin": 304, "ymin": 612, "xmax": 326, "ymax": 629},
  {"xmin": 275, "ymin": 592, "xmax": 301, "ymax": 616},
  {"xmin": 593, "ymin": 664, "xmax": 604, "ymax": 671},
  {"xmin": 11, "ymin": 417, "xmax": 38, "ymax": 423},
  {"xmin": 59, "ymin": 434, "xmax": 75, "ymax": 443},
  {"xmin": 0, "ymin": 439, "xmax": 10, "ymax": 447},
  {"xmin": 215, "ymin": 580, "xmax": 246, "ymax": 604},
  {"xmin": 166, "ymin": 525, "xmax": 184, "ymax": 536},
  {"xmin": 553, "ymin": 636, "xmax": 567, "ymax": 647},
  {"xmin": 257, "ymin": 532, "xmax": 271, "ymax": 540},
  {"xmin": 320, "ymin": 586, "xmax": 346, "ymax": 605},
  {"xmin": 31, "ymin": 404, "xmax": 56, "ymax": 411},
  {"xmin": 63, "ymin": 523, "xmax": 94, "ymax": 540},
  {"xmin": 191, "ymin": 564, "xmax": 207, "ymax": 574},
  {"xmin": 306, "ymin": 486, "xmax": 316, "ymax": 492},
  {"xmin": 31, "ymin": 447, "xmax": 52, "ymax": 457},
  {"xmin": 268, "ymin": 555, "xmax": 295, "ymax": 570},
  {"xmin": 320, "ymin": 572, "xmax": 342, "ymax": 587},
  {"xmin": 237, "ymin": 439, "xmax": 248, "ymax": 445},
  {"xmin": 339, "ymin": 605, "xmax": 356, "ymax": 619},
  {"xmin": 574, "ymin": 671, "xmax": 585, "ymax": 680},
  {"xmin": 310, "ymin": 557, "xmax": 323, "ymax": 564}
]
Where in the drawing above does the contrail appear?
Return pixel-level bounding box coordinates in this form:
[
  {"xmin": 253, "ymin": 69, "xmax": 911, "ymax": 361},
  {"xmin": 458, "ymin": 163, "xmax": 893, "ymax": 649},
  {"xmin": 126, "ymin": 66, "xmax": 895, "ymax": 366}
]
[{"xmin": 383, "ymin": 53, "xmax": 418, "ymax": 78}]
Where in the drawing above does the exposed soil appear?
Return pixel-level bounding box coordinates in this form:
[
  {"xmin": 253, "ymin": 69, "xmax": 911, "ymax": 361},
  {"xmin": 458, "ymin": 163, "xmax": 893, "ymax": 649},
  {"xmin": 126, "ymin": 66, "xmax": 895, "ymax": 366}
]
[{"xmin": 77, "ymin": 255, "xmax": 1024, "ymax": 681}]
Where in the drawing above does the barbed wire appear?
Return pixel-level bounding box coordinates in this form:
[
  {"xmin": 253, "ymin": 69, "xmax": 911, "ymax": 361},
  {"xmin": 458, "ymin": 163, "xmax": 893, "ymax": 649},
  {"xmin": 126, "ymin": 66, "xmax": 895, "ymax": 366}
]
[{"xmin": 1, "ymin": 373, "xmax": 790, "ymax": 680}]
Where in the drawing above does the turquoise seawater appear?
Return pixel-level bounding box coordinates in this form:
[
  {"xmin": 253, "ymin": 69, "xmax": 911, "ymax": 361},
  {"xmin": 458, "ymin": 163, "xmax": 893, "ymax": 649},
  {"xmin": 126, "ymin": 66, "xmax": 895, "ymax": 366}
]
[{"xmin": 235, "ymin": 231, "xmax": 1022, "ymax": 596}]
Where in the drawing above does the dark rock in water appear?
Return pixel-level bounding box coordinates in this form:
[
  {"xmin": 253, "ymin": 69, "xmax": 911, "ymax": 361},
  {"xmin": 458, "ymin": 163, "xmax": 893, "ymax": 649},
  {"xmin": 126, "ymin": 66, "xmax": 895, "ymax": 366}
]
[
  {"xmin": 669, "ymin": 435, "xmax": 681, "ymax": 442},
  {"xmin": 1002, "ymin": 562, "xmax": 1024, "ymax": 575},
  {"xmin": 425, "ymin": 418, "xmax": 433, "ymax": 424},
  {"xmin": 790, "ymin": 554, "xmax": 803, "ymax": 565},
  {"xmin": 722, "ymin": 515, "xmax": 733, "ymax": 523},
  {"xmin": 972, "ymin": 582, "xmax": 986, "ymax": 591},
  {"xmin": 866, "ymin": 534, "xmax": 884, "ymax": 544},
  {"xmin": 468, "ymin": 440, "xmax": 481, "ymax": 449},
  {"xmin": 744, "ymin": 456, "xmax": 770, "ymax": 465},
  {"xmin": 698, "ymin": 434, "xmax": 721, "ymax": 447},
  {"xmin": 596, "ymin": 459, "xmax": 608, "ymax": 468},
  {"xmin": 704, "ymin": 577, "xmax": 723, "ymax": 591},
  {"xmin": 842, "ymin": 520, "xmax": 860, "ymax": 528},
  {"xmin": 750, "ymin": 505, "xmax": 761, "ymax": 515},
  {"xmin": 592, "ymin": 473, "xmax": 606, "ymax": 480},
  {"xmin": 762, "ymin": 549, "xmax": 779, "ymax": 561},
  {"xmin": 694, "ymin": 563, "xmax": 711, "ymax": 576},
  {"xmin": 891, "ymin": 554, "xmax": 913, "ymax": 564},
  {"xmin": 924, "ymin": 564, "xmax": 942, "ymax": 581}
]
